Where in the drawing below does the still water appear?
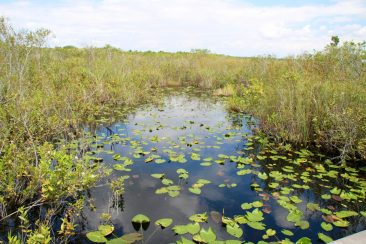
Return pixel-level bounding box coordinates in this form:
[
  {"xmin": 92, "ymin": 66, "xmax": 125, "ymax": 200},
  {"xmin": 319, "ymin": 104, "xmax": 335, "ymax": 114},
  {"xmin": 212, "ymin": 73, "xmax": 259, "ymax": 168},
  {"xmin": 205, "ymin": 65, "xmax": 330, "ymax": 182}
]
[{"xmin": 75, "ymin": 91, "xmax": 366, "ymax": 243}]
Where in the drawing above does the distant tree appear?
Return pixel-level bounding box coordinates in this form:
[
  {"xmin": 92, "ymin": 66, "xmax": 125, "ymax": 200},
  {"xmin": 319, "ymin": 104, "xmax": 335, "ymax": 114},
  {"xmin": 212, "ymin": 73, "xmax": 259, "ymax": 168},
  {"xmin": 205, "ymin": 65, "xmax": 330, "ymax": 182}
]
[
  {"xmin": 190, "ymin": 48, "xmax": 211, "ymax": 54},
  {"xmin": 331, "ymin": 36, "xmax": 340, "ymax": 46}
]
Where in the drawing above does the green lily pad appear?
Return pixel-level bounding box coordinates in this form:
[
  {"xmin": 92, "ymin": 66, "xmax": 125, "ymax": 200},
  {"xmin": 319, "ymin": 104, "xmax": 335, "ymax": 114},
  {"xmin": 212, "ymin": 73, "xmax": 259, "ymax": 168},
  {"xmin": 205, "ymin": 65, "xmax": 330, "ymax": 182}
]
[
  {"xmin": 155, "ymin": 218, "xmax": 173, "ymax": 228},
  {"xmin": 247, "ymin": 221, "xmax": 265, "ymax": 230},
  {"xmin": 296, "ymin": 237, "xmax": 311, "ymax": 244},
  {"xmin": 200, "ymin": 227, "xmax": 217, "ymax": 242},
  {"xmin": 335, "ymin": 210, "xmax": 358, "ymax": 218},
  {"xmin": 246, "ymin": 208, "xmax": 264, "ymax": 222},
  {"xmin": 131, "ymin": 214, "xmax": 150, "ymax": 224},
  {"xmin": 186, "ymin": 223, "xmax": 200, "ymax": 235},
  {"xmin": 86, "ymin": 231, "xmax": 108, "ymax": 243},
  {"xmin": 189, "ymin": 212, "xmax": 208, "ymax": 223},
  {"xmin": 333, "ymin": 220, "xmax": 350, "ymax": 227},
  {"xmin": 189, "ymin": 187, "xmax": 201, "ymax": 194},
  {"xmin": 241, "ymin": 203, "xmax": 253, "ymax": 210},
  {"xmin": 281, "ymin": 229, "xmax": 294, "ymax": 236},
  {"xmin": 318, "ymin": 233, "xmax": 333, "ymax": 243},
  {"xmin": 151, "ymin": 173, "xmax": 165, "ymax": 179},
  {"xmin": 98, "ymin": 224, "xmax": 114, "ymax": 236},
  {"xmin": 226, "ymin": 224, "xmax": 243, "ymax": 238},
  {"xmin": 321, "ymin": 222, "xmax": 333, "ymax": 231}
]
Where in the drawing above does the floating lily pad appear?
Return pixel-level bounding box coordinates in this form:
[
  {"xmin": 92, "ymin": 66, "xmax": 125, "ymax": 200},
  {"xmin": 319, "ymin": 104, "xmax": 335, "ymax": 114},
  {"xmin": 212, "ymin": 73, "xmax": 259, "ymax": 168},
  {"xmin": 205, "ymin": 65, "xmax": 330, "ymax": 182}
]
[
  {"xmin": 155, "ymin": 218, "xmax": 173, "ymax": 228},
  {"xmin": 189, "ymin": 212, "xmax": 208, "ymax": 223},
  {"xmin": 98, "ymin": 224, "xmax": 114, "ymax": 236},
  {"xmin": 318, "ymin": 233, "xmax": 333, "ymax": 243},
  {"xmin": 86, "ymin": 231, "xmax": 108, "ymax": 243},
  {"xmin": 131, "ymin": 214, "xmax": 150, "ymax": 224}
]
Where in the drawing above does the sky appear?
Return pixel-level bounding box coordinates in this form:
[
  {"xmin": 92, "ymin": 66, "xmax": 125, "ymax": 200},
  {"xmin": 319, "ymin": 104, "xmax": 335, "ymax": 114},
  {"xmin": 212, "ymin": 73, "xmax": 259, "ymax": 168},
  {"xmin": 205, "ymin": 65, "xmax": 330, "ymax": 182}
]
[{"xmin": 0, "ymin": 0, "xmax": 365, "ymax": 57}]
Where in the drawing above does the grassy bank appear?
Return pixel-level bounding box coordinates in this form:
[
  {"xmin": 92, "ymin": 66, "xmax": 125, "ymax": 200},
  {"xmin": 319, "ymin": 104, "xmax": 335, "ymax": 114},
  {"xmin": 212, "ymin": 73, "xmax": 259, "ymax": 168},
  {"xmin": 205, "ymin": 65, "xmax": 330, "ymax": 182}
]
[
  {"xmin": 0, "ymin": 17, "xmax": 365, "ymax": 242},
  {"xmin": 227, "ymin": 40, "xmax": 366, "ymax": 161}
]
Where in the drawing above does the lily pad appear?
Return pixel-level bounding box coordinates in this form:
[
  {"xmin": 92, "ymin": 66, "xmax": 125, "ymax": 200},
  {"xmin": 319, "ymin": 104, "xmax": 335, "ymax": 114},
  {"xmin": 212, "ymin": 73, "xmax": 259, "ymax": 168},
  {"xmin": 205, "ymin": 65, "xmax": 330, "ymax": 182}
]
[
  {"xmin": 86, "ymin": 231, "xmax": 108, "ymax": 243},
  {"xmin": 155, "ymin": 218, "xmax": 173, "ymax": 228},
  {"xmin": 318, "ymin": 233, "xmax": 333, "ymax": 243},
  {"xmin": 131, "ymin": 214, "xmax": 150, "ymax": 224},
  {"xmin": 98, "ymin": 224, "xmax": 114, "ymax": 236}
]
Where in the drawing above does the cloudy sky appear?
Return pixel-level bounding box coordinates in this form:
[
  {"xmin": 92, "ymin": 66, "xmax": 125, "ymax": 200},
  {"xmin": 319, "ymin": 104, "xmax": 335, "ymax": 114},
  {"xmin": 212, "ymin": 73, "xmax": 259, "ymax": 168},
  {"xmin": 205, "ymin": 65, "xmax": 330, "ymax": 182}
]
[{"xmin": 1, "ymin": 0, "xmax": 365, "ymax": 56}]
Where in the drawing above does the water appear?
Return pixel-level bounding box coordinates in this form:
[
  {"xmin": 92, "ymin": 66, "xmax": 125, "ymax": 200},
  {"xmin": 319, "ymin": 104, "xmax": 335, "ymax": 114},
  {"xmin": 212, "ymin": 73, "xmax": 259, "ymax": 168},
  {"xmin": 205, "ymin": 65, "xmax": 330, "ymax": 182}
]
[{"xmin": 73, "ymin": 91, "xmax": 366, "ymax": 243}]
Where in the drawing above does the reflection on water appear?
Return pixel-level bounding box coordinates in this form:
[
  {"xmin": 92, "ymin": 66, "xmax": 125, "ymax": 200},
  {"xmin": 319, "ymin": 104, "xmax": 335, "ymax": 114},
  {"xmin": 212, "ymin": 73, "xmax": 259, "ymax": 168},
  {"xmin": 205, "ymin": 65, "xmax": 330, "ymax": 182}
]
[{"xmin": 74, "ymin": 91, "xmax": 366, "ymax": 243}]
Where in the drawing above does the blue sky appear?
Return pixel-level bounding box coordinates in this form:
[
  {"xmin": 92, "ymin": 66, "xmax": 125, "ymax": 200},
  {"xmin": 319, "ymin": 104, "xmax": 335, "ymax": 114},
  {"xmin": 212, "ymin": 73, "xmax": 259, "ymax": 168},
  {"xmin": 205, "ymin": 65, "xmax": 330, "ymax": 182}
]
[{"xmin": 0, "ymin": 0, "xmax": 365, "ymax": 57}]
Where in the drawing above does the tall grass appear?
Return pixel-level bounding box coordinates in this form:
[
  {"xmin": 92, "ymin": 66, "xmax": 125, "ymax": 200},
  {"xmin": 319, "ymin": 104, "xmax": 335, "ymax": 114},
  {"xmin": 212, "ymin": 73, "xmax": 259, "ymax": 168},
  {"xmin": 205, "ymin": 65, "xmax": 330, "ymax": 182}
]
[{"xmin": 228, "ymin": 41, "xmax": 366, "ymax": 160}]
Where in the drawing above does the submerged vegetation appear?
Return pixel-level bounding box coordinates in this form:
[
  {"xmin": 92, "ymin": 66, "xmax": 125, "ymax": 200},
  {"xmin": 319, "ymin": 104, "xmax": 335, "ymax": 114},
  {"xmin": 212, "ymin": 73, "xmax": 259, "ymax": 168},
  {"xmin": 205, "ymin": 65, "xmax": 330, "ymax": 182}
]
[{"xmin": 0, "ymin": 17, "xmax": 365, "ymax": 243}]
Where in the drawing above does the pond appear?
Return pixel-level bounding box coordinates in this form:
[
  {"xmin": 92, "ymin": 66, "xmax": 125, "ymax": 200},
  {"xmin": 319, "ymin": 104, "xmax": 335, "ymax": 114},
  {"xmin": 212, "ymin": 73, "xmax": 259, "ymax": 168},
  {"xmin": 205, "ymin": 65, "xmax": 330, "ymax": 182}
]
[{"xmin": 73, "ymin": 90, "xmax": 366, "ymax": 243}]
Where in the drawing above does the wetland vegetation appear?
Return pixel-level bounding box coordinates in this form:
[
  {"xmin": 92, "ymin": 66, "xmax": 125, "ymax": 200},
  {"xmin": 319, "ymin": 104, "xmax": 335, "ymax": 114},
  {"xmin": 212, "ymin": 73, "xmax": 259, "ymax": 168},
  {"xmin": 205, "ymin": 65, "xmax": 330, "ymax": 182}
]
[{"xmin": 0, "ymin": 17, "xmax": 366, "ymax": 244}]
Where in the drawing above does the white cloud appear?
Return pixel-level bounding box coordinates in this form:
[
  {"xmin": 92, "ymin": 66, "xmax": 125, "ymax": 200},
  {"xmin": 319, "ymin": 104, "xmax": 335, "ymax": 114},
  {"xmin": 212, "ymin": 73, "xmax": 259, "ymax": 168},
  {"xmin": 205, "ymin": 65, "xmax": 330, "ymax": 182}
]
[{"xmin": 0, "ymin": 0, "xmax": 365, "ymax": 56}]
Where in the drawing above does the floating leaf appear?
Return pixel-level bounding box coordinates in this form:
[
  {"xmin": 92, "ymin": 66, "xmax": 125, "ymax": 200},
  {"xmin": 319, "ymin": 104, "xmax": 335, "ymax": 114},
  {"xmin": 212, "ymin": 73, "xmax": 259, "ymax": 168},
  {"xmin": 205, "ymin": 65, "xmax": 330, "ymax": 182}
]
[
  {"xmin": 246, "ymin": 208, "xmax": 264, "ymax": 222},
  {"xmin": 241, "ymin": 203, "xmax": 253, "ymax": 210},
  {"xmin": 281, "ymin": 229, "xmax": 294, "ymax": 236},
  {"xmin": 296, "ymin": 237, "xmax": 311, "ymax": 244},
  {"xmin": 109, "ymin": 233, "xmax": 143, "ymax": 244},
  {"xmin": 333, "ymin": 220, "xmax": 350, "ymax": 227},
  {"xmin": 200, "ymin": 227, "xmax": 217, "ymax": 242},
  {"xmin": 318, "ymin": 233, "xmax": 333, "ymax": 243},
  {"xmin": 86, "ymin": 231, "xmax": 108, "ymax": 243},
  {"xmin": 155, "ymin": 218, "xmax": 173, "ymax": 228},
  {"xmin": 335, "ymin": 210, "xmax": 358, "ymax": 218},
  {"xmin": 247, "ymin": 221, "xmax": 265, "ymax": 230},
  {"xmin": 266, "ymin": 229, "xmax": 276, "ymax": 236},
  {"xmin": 321, "ymin": 222, "xmax": 333, "ymax": 232},
  {"xmin": 189, "ymin": 213, "xmax": 208, "ymax": 223},
  {"xmin": 189, "ymin": 187, "xmax": 201, "ymax": 195},
  {"xmin": 98, "ymin": 224, "xmax": 114, "ymax": 236},
  {"xmin": 252, "ymin": 201, "xmax": 263, "ymax": 208},
  {"xmin": 186, "ymin": 223, "xmax": 200, "ymax": 235},
  {"xmin": 151, "ymin": 173, "xmax": 165, "ymax": 179},
  {"xmin": 131, "ymin": 214, "xmax": 150, "ymax": 224},
  {"xmin": 226, "ymin": 224, "xmax": 243, "ymax": 238}
]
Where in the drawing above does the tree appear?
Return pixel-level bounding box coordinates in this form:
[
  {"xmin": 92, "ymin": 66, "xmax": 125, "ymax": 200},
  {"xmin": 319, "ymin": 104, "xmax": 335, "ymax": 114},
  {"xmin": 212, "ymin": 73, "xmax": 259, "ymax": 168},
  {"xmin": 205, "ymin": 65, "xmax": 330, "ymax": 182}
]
[{"xmin": 331, "ymin": 35, "xmax": 339, "ymax": 46}]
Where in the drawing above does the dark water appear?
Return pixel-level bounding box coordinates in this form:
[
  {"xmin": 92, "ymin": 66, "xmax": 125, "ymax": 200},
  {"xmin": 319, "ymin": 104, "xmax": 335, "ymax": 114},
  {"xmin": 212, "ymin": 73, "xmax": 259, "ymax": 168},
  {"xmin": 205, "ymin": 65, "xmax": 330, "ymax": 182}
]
[{"xmin": 74, "ymin": 91, "xmax": 366, "ymax": 243}]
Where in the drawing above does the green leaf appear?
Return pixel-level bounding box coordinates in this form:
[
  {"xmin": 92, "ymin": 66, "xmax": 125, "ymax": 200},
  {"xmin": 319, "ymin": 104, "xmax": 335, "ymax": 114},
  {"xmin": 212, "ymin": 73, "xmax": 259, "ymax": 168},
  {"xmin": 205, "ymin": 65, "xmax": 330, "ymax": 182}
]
[
  {"xmin": 318, "ymin": 233, "xmax": 333, "ymax": 243},
  {"xmin": 162, "ymin": 178, "xmax": 173, "ymax": 185},
  {"xmin": 86, "ymin": 231, "xmax": 108, "ymax": 243},
  {"xmin": 186, "ymin": 223, "xmax": 200, "ymax": 235},
  {"xmin": 189, "ymin": 187, "xmax": 201, "ymax": 194},
  {"xmin": 252, "ymin": 201, "xmax": 263, "ymax": 208},
  {"xmin": 281, "ymin": 229, "xmax": 294, "ymax": 236},
  {"xmin": 333, "ymin": 220, "xmax": 350, "ymax": 227},
  {"xmin": 335, "ymin": 210, "xmax": 358, "ymax": 218},
  {"xmin": 189, "ymin": 212, "xmax": 208, "ymax": 223},
  {"xmin": 246, "ymin": 208, "xmax": 264, "ymax": 222},
  {"xmin": 121, "ymin": 233, "xmax": 143, "ymax": 243},
  {"xmin": 247, "ymin": 221, "xmax": 265, "ymax": 230},
  {"xmin": 200, "ymin": 227, "xmax": 217, "ymax": 242},
  {"xmin": 155, "ymin": 218, "xmax": 173, "ymax": 228},
  {"xmin": 151, "ymin": 173, "xmax": 165, "ymax": 179},
  {"xmin": 321, "ymin": 222, "xmax": 333, "ymax": 232},
  {"xmin": 241, "ymin": 203, "xmax": 253, "ymax": 210},
  {"xmin": 177, "ymin": 237, "xmax": 195, "ymax": 244},
  {"xmin": 131, "ymin": 214, "xmax": 150, "ymax": 224},
  {"xmin": 226, "ymin": 224, "xmax": 243, "ymax": 238},
  {"xmin": 172, "ymin": 225, "xmax": 188, "ymax": 235},
  {"xmin": 168, "ymin": 190, "xmax": 180, "ymax": 197},
  {"xmin": 98, "ymin": 224, "xmax": 114, "ymax": 236},
  {"xmin": 296, "ymin": 237, "xmax": 311, "ymax": 244},
  {"xmin": 266, "ymin": 229, "xmax": 276, "ymax": 236}
]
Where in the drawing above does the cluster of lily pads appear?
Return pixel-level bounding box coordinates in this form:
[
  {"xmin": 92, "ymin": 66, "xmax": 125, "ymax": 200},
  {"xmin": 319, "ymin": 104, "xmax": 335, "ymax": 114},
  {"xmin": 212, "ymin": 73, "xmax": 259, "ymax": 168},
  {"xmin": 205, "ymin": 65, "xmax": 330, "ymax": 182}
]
[{"xmin": 80, "ymin": 94, "xmax": 366, "ymax": 244}]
